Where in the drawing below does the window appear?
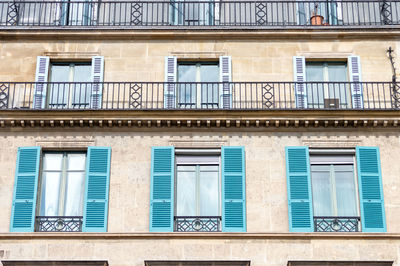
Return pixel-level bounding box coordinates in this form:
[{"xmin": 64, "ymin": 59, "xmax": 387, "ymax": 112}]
[
  {"xmin": 59, "ymin": 0, "xmax": 94, "ymax": 26},
  {"xmin": 150, "ymin": 146, "xmax": 246, "ymax": 232},
  {"xmin": 10, "ymin": 147, "xmax": 111, "ymax": 233},
  {"xmin": 285, "ymin": 146, "xmax": 386, "ymax": 233},
  {"xmin": 175, "ymin": 152, "xmax": 221, "ymax": 231},
  {"xmin": 36, "ymin": 152, "xmax": 86, "ymax": 232},
  {"xmin": 170, "ymin": 0, "xmax": 215, "ymax": 25},
  {"xmin": 177, "ymin": 61, "xmax": 219, "ymax": 109},
  {"xmin": 48, "ymin": 62, "xmax": 92, "ymax": 108},
  {"xmin": 297, "ymin": 1, "xmax": 341, "ymax": 26}
]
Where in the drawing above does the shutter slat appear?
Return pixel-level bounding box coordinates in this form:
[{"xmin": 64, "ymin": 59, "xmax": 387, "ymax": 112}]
[
  {"xmin": 219, "ymin": 56, "xmax": 232, "ymax": 109},
  {"xmin": 150, "ymin": 147, "xmax": 174, "ymax": 232},
  {"xmin": 285, "ymin": 146, "xmax": 313, "ymax": 232},
  {"xmin": 83, "ymin": 147, "xmax": 111, "ymax": 232},
  {"xmin": 90, "ymin": 56, "xmax": 104, "ymax": 109},
  {"xmin": 33, "ymin": 56, "xmax": 49, "ymax": 109},
  {"xmin": 222, "ymin": 146, "xmax": 246, "ymax": 232},
  {"xmin": 293, "ymin": 56, "xmax": 307, "ymax": 109},
  {"xmin": 10, "ymin": 147, "xmax": 41, "ymax": 232},
  {"xmin": 164, "ymin": 56, "xmax": 177, "ymax": 109},
  {"xmin": 348, "ymin": 56, "xmax": 363, "ymax": 109},
  {"xmin": 356, "ymin": 146, "xmax": 386, "ymax": 232}
]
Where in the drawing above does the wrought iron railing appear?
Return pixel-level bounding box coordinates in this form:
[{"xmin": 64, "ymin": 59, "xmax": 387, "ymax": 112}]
[
  {"xmin": 35, "ymin": 216, "xmax": 83, "ymax": 232},
  {"xmin": 0, "ymin": 81, "xmax": 398, "ymax": 110},
  {"xmin": 1, "ymin": 0, "xmax": 399, "ymax": 27},
  {"xmin": 314, "ymin": 216, "xmax": 361, "ymax": 232},
  {"xmin": 174, "ymin": 216, "xmax": 222, "ymax": 232}
]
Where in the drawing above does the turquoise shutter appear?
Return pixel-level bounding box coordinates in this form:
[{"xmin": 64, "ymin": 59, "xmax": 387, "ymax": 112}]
[
  {"xmin": 83, "ymin": 147, "xmax": 111, "ymax": 232},
  {"xmin": 356, "ymin": 146, "xmax": 386, "ymax": 232},
  {"xmin": 285, "ymin": 146, "xmax": 313, "ymax": 232},
  {"xmin": 150, "ymin": 147, "xmax": 175, "ymax": 232},
  {"xmin": 222, "ymin": 146, "xmax": 246, "ymax": 232},
  {"xmin": 10, "ymin": 147, "xmax": 41, "ymax": 232}
]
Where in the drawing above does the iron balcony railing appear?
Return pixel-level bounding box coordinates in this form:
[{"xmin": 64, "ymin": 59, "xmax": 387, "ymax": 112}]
[
  {"xmin": 0, "ymin": 81, "xmax": 399, "ymax": 110},
  {"xmin": 1, "ymin": 0, "xmax": 399, "ymax": 27},
  {"xmin": 314, "ymin": 216, "xmax": 361, "ymax": 232},
  {"xmin": 174, "ymin": 216, "xmax": 222, "ymax": 232},
  {"xmin": 35, "ymin": 216, "xmax": 83, "ymax": 232}
]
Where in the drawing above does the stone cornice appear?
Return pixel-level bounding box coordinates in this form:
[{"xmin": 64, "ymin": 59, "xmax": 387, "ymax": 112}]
[
  {"xmin": 0, "ymin": 28, "xmax": 400, "ymax": 40},
  {"xmin": 0, "ymin": 110, "xmax": 400, "ymax": 129},
  {"xmin": 0, "ymin": 232, "xmax": 399, "ymax": 240}
]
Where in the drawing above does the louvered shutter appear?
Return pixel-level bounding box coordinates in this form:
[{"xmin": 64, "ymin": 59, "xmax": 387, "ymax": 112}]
[
  {"xmin": 356, "ymin": 146, "xmax": 386, "ymax": 232},
  {"xmin": 150, "ymin": 147, "xmax": 175, "ymax": 232},
  {"xmin": 10, "ymin": 147, "xmax": 41, "ymax": 232},
  {"xmin": 164, "ymin": 56, "xmax": 177, "ymax": 109},
  {"xmin": 219, "ymin": 56, "xmax": 232, "ymax": 109},
  {"xmin": 222, "ymin": 146, "xmax": 246, "ymax": 232},
  {"xmin": 90, "ymin": 56, "xmax": 104, "ymax": 109},
  {"xmin": 83, "ymin": 147, "xmax": 111, "ymax": 232},
  {"xmin": 285, "ymin": 146, "xmax": 313, "ymax": 232},
  {"xmin": 293, "ymin": 56, "xmax": 307, "ymax": 109},
  {"xmin": 33, "ymin": 56, "xmax": 50, "ymax": 109},
  {"xmin": 348, "ymin": 56, "xmax": 363, "ymax": 109}
]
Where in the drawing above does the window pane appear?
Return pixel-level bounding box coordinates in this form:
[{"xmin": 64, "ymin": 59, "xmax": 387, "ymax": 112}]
[
  {"xmin": 328, "ymin": 64, "xmax": 347, "ymax": 82},
  {"xmin": 306, "ymin": 64, "xmax": 324, "ymax": 81},
  {"xmin": 49, "ymin": 65, "xmax": 70, "ymax": 106},
  {"xmin": 72, "ymin": 65, "xmax": 91, "ymax": 106},
  {"xmin": 50, "ymin": 65, "xmax": 70, "ymax": 82},
  {"xmin": 334, "ymin": 165, "xmax": 358, "ymax": 216},
  {"xmin": 73, "ymin": 65, "xmax": 91, "ymax": 82},
  {"xmin": 311, "ymin": 165, "xmax": 333, "ymax": 216},
  {"xmin": 176, "ymin": 170, "xmax": 196, "ymax": 216},
  {"xmin": 67, "ymin": 153, "xmax": 86, "ymax": 171},
  {"xmin": 40, "ymin": 172, "xmax": 61, "ymax": 216},
  {"xmin": 43, "ymin": 153, "xmax": 63, "ymax": 171},
  {"xmin": 199, "ymin": 167, "xmax": 219, "ymax": 216},
  {"xmin": 64, "ymin": 172, "xmax": 85, "ymax": 216},
  {"xmin": 200, "ymin": 64, "xmax": 219, "ymax": 82}
]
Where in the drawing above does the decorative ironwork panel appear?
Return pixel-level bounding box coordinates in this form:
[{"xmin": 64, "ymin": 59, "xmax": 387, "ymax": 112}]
[
  {"xmin": 7, "ymin": 2, "xmax": 19, "ymax": 25},
  {"xmin": 0, "ymin": 84, "xmax": 9, "ymax": 109},
  {"xmin": 35, "ymin": 216, "xmax": 83, "ymax": 232},
  {"xmin": 256, "ymin": 2, "xmax": 267, "ymax": 25},
  {"xmin": 175, "ymin": 216, "xmax": 221, "ymax": 232},
  {"xmin": 262, "ymin": 83, "xmax": 274, "ymax": 108},
  {"xmin": 380, "ymin": 1, "xmax": 392, "ymax": 25},
  {"xmin": 129, "ymin": 83, "xmax": 142, "ymax": 109},
  {"xmin": 314, "ymin": 216, "xmax": 360, "ymax": 232},
  {"xmin": 131, "ymin": 2, "xmax": 143, "ymax": 25},
  {"xmin": 392, "ymin": 82, "xmax": 400, "ymax": 109}
]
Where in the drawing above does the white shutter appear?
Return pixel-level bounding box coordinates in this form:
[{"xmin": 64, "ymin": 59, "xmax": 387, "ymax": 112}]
[
  {"xmin": 293, "ymin": 56, "xmax": 307, "ymax": 108},
  {"xmin": 164, "ymin": 56, "xmax": 177, "ymax": 109},
  {"xmin": 219, "ymin": 56, "xmax": 232, "ymax": 109},
  {"xmin": 90, "ymin": 56, "xmax": 104, "ymax": 109},
  {"xmin": 348, "ymin": 55, "xmax": 363, "ymax": 109},
  {"xmin": 33, "ymin": 56, "xmax": 50, "ymax": 109}
]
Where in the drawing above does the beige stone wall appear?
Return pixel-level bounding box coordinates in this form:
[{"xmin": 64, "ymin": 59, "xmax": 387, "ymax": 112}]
[
  {"xmin": 0, "ymin": 39, "xmax": 396, "ymax": 82},
  {"xmin": 0, "ymin": 129, "xmax": 399, "ymax": 234},
  {"xmin": 0, "ymin": 236, "xmax": 399, "ymax": 266}
]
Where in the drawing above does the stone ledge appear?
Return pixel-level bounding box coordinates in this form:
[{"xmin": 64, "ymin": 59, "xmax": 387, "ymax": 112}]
[{"xmin": 0, "ymin": 232, "xmax": 398, "ymax": 240}]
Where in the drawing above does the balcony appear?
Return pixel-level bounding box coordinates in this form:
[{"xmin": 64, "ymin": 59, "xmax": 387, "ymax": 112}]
[
  {"xmin": 0, "ymin": 81, "xmax": 399, "ymax": 110},
  {"xmin": 35, "ymin": 216, "xmax": 83, "ymax": 232},
  {"xmin": 0, "ymin": 0, "xmax": 399, "ymax": 28},
  {"xmin": 314, "ymin": 216, "xmax": 361, "ymax": 232},
  {"xmin": 174, "ymin": 216, "xmax": 222, "ymax": 232}
]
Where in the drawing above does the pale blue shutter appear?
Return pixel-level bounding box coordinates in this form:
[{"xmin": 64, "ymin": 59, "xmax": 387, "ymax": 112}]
[
  {"xmin": 164, "ymin": 56, "xmax": 177, "ymax": 109},
  {"xmin": 90, "ymin": 56, "xmax": 104, "ymax": 109},
  {"xmin": 222, "ymin": 146, "xmax": 246, "ymax": 232},
  {"xmin": 356, "ymin": 146, "xmax": 386, "ymax": 232},
  {"xmin": 83, "ymin": 147, "xmax": 111, "ymax": 232},
  {"xmin": 10, "ymin": 147, "xmax": 41, "ymax": 232},
  {"xmin": 285, "ymin": 146, "xmax": 313, "ymax": 232},
  {"xmin": 348, "ymin": 55, "xmax": 363, "ymax": 109},
  {"xmin": 33, "ymin": 56, "xmax": 49, "ymax": 109},
  {"xmin": 293, "ymin": 56, "xmax": 307, "ymax": 109},
  {"xmin": 219, "ymin": 56, "xmax": 232, "ymax": 109},
  {"xmin": 150, "ymin": 147, "xmax": 175, "ymax": 232}
]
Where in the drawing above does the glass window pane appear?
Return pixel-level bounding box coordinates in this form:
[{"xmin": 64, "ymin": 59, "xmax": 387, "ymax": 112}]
[
  {"xmin": 200, "ymin": 64, "xmax": 219, "ymax": 82},
  {"xmin": 43, "ymin": 153, "xmax": 63, "ymax": 171},
  {"xmin": 311, "ymin": 165, "xmax": 333, "ymax": 216},
  {"xmin": 306, "ymin": 64, "xmax": 324, "ymax": 81},
  {"xmin": 334, "ymin": 165, "xmax": 358, "ymax": 216},
  {"xmin": 177, "ymin": 165, "xmax": 196, "ymax": 172},
  {"xmin": 50, "ymin": 65, "xmax": 70, "ymax": 82},
  {"xmin": 64, "ymin": 172, "xmax": 85, "ymax": 216},
  {"xmin": 40, "ymin": 172, "xmax": 62, "ymax": 216},
  {"xmin": 67, "ymin": 153, "xmax": 86, "ymax": 171},
  {"xmin": 176, "ymin": 170, "xmax": 196, "ymax": 216},
  {"xmin": 72, "ymin": 65, "xmax": 91, "ymax": 106},
  {"xmin": 199, "ymin": 167, "xmax": 219, "ymax": 216},
  {"xmin": 178, "ymin": 64, "xmax": 197, "ymax": 107},
  {"xmin": 73, "ymin": 65, "xmax": 91, "ymax": 82},
  {"xmin": 328, "ymin": 64, "xmax": 347, "ymax": 82},
  {"xmin": 49, "ymin": 65, "xmax": 70, "ymax": 106}
]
